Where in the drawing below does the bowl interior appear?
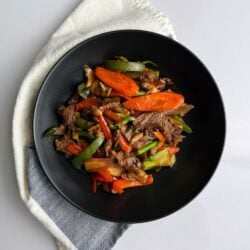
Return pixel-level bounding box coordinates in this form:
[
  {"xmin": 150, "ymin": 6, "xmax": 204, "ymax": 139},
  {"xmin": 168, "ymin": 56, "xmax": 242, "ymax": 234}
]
[{"xmin": 33, "ymin": 30, "xmax": 225, "ymax": 222}]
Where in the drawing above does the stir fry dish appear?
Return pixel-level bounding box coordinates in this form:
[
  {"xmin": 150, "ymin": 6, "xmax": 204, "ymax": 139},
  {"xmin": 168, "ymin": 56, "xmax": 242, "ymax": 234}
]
[{"xmin": 46, "ymin": 57, "xmax": 193, "ymax": 194}]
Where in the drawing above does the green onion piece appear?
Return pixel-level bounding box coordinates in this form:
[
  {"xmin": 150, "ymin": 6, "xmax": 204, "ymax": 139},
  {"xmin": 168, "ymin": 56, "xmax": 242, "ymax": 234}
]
[
  {"xmin": 77, "ymin": 83, "xmax": 90, "ymax": 99},
  {"xmin": 137, "ymin": 141, "xmax": 158, "ymax": 155},
  {"xmin": 72, "ymin": 137, "xmax": 104, "ymax": 169},
  {"xmin": 116, "ymin": 113, "xmax": 129, "ymax": 118},
  {"xmin": 143, "ymin": 149, "xmax": 176, "ymax": 170},
  {"xmin": 172, "ymin": 115, "xmax": 192, "ymax": 134},
  {"xmin": 78, "ymin": 131, "xmax": 96, "ymax": 141},
  {"xmin": 136, "ymin": 91, "xmax": 146, "ymax": 96},
  {"xmin": 117, "ymin": 116, "xmax": 135, "ymax": 126},
  {"xmin": 104, "ymin": 60, "xmax": 145, "ymax": 72},
  {"xmin": 75, "ymin": 118, "xmax": 94, "ymax": 130},
  {"xmin": 44, "ymin": 127, "xmax": 56, "ymax": 141},
  {"xmin": 141, "ymin": 60, "xmax": 158, "ymax": 67}
]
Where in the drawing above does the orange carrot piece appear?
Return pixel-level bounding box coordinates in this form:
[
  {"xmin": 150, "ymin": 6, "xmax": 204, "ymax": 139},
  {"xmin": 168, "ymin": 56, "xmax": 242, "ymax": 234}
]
[
  {"xmin": 75, "ymin": 98, "xmax": 101, "ymax": 111},
  {"xmin": 118, "ymin": 134, "xmax": 132, "ymax": 153},
  {"xmin": 112, "ymin": 174, "xmax": 153, "ymax": 193},
  {"xmin": 104, "ymin": 109, "xmax": 122, "ymax": 122},
  {"xmin": 95, "ymin": 67, "xmax": 139, "ymax": 97},
  {"xmin": 153, "ymin": 131, "xmax": 166, "ymax": 149},
  {"xmin": 123, "ymin": 92, "xmax": 184, "ymax": 111},
  {"xmin": 98, "ymin": 114, "xmax": 113, "ymax": 140}
]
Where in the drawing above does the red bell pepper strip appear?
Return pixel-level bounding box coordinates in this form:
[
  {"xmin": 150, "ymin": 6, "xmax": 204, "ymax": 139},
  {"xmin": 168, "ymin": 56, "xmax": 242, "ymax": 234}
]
[
  {"xmin": 96, "ymin": 168, "xmax": 114, "ymax": 182},
  {"xmin": 112, "ymin": 174, "xmax": 153, "ymax": 193},
  {"xmin": 104, "ymin": 109, "xmax": 122, "ymax": 122},
  {"xmin": 91, "ymin": 171, "xmax": 116, "ymax": 193},
  {"xmin": 118, "ymin": 134, "xmax": 132, "ymax": 153},
  {"xmin": 75, "ymin": 97, "xmax": 101, "ymax": 111},
  {"xmin": 166, "ymin": 146, "xmax": 180, "ymax": 155},
  {"xmin": 66, "ymin": 142, "xmax": 83, "ymax": 156},
  {"xmin": 98, "ymin": 114, "xmax": 113, "ymax": 140}
]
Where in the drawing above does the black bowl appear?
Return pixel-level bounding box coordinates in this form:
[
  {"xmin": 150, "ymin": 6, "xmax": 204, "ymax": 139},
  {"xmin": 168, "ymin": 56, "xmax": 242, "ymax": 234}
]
[{"xmin": 33, "ymin": 30, "xmax": 225, "ymax": 223}]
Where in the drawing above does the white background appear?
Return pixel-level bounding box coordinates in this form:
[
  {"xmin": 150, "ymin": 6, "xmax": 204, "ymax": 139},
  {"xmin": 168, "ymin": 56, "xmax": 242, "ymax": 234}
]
[{"xmin": 1, "ymin": 0, "xmax": 250, "ymax": 249}]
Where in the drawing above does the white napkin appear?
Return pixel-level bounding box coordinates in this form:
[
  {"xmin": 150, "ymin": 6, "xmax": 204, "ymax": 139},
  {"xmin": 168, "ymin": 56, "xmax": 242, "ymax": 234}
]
[{"xmin": 12, "ymin": 0, "xmax": 175, "ymax": 249}]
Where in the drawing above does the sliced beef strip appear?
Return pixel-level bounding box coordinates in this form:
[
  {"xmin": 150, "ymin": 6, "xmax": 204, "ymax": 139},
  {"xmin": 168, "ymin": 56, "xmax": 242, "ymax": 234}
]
[
  {"xmin": 114, "ymin": 151, "xmax": 141, "ymax": 173},
  {"xmin": 67, "ymin": 92, "xmax": 81, "ymax": 105},
  {"xmin": 58, "ymin": 105, "xmax": 80, "ymax": 129},
  {"xmin": 94, "ymin": 147, "xmax": 106, "ymax": 158},
  {"xmin": 100, "ymin": 102, "xmax": 120, "ymax": 112},
  {"xmin": 113, "ymin": 106, "xmax": 130, "ymax": 115},
  {"xmin": 54, "ymin": 124, "xmax": 65, "ymax": 135},
  {"xmin": 55, "ymin": 134, "xmax": 71, "ymax": 154},
  {"xmin": 103, "ymin": 97, "xmax": 121, "ymax": 104},
  {"xmin": 133, "ymin": 112, "xmax": 184, "ymax": 145},
  {"xmin": 88, "ymin": 124, "xmax": 103, "ymax": 138},
  {"xmin": 140, "ymin": 69, "xmax": 158, "ymax": 83},
  {"xmin": 131, "ymin": 136, "xmax": 149, "ymax": 149},
  {"xmin": 124, "ymin": 129, "xmax": 133, "ymax": 141},
  {"xmin": 104, "ymin": 139, "xmax": 113, "ymax": 157},
  {"xmin": 163, "ymin": 104, "xmax": 194, "ymax": 117}
]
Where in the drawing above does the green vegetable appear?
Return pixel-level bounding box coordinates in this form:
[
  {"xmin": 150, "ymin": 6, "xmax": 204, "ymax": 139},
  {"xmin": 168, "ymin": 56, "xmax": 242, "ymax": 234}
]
[
  {"xmin": 78, "ymin": 131, "xmax": 96, "ymax": 141},
  {"xmin": 143, "ymin": 148, "xmax": 176, "ymax": 171},
  {"xmin": 116, "ymin": 113, "xmax": 129, "ymax": 118},
  {"xmin": 172, "ymin": 115, "xmax": 192, "ymax": 134},
  {"xmin": 125, "ymin": 71, "xmax": 143, "ymax": 79},
  {"xmin": 75, "ymin": 118, "xmax": 93, "ymax": 130},
  {"xmin": 137, "ymin": 141, "xmax": 158, "ymax": 155},
  {"xmin": 117, "ymin": 116, "xmax": 135, "ymax": 126},
  {"xmin": 78, "ymin": 83, "xmax": 90, "ymax": 99},
  {"xmin": 104, "ymin": 60, "xmax": 145, "ymax": 72},
  {"xmin": 141, "ymin": 60, "xmax": 158, "ymax": 67},
  {"xmin": 72, "ymin": 137, "xmax": 105, "ymax": 169},
  {"xmin": 136, "ymin": 91, "xmax": 146, "ymax": 96},
  {"xmin": 44, "ymin": 127, "xmax": 56, "ymax": 141}
]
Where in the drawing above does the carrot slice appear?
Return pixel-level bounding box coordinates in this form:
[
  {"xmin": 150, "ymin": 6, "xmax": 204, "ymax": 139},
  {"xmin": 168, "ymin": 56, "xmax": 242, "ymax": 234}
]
[
  {"xmin": 98, "ymin": 115, "xmax": 113, "ymax": 140},
  {"xmin": 123, "ymin": 92, "xmax": 184, "ymax": 111},
  {"xmin": 95, "ymin": 67, "xmax": 139, "ymax": 97},
  {"xmin": 75, "ymin": 97, "xmax": 101, "ymax": 111},
  {"xmin": 104, "ymin": 109, "xmax": 122, "ymax": 122},
  {"xmin": 118, "ymin": 134, "xmax": 132, "ymax": 153}
]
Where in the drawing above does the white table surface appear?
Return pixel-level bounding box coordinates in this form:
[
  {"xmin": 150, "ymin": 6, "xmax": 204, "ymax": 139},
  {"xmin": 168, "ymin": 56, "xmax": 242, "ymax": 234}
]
[{"xmin": 1, "ymin": 0, "xmax": 250, "ymax": 249}]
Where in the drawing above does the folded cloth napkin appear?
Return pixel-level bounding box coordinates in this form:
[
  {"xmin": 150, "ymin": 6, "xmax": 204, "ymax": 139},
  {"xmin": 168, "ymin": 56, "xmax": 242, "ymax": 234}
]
[{"xmin": 12, "ymin": 0, "xmax": 176, "ymax": 249}]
